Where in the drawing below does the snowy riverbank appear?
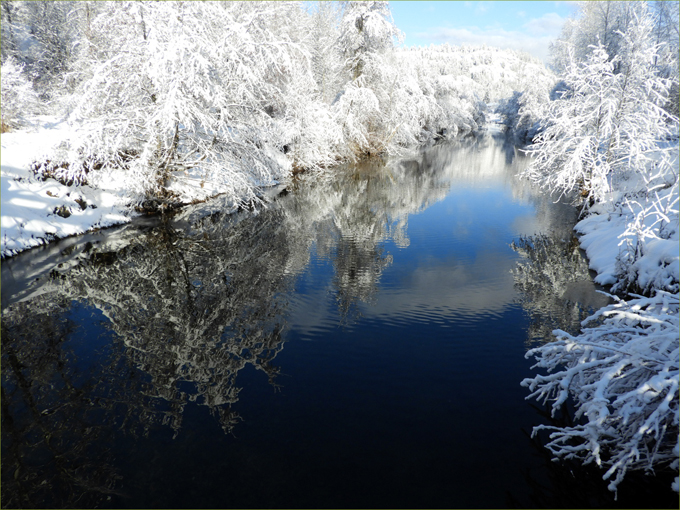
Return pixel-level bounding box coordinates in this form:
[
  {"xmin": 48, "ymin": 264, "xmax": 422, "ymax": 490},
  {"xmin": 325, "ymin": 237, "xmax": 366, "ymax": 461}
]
[
  {"xmin": 522, "ymin": 139, "xmax": 679, "ymax": 494},
  {"xmin": 1, "ymin": 117, "xmax": 273, "ymax": 258},
  {"xmin": 575, "ymin": 162, "xmax": 679, "ymax": 295},
  {"xmin": 3, "ymin": 121, "xmax": 679, "ymax": 279},
  {"xmin": 1, "ymin": 118, "xmax": 133, "ymax": 257}
]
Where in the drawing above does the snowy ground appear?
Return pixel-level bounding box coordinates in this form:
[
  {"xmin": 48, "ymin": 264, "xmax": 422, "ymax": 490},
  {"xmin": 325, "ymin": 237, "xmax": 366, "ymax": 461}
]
[
  {"xmin": 1, "ymin": 118, "xmax": 134, "ymax": 257},
  {"xmin": 574, "ymin": 145, "xmax": 679, "ymax": 294},
  {"xmin": 576, "ymin": 192, "xmax": 679, "ymax": 293},
  {"xmin": 1, "ymin": 117, "xmax": 254, "ymax": 258}
]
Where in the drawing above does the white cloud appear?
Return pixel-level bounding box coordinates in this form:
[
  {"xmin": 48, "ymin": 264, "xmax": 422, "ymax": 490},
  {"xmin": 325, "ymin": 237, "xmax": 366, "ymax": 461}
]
[
  {"xmin": 475, "ymin": 2, "xmax": 490, "ymax": 15},
  {"xmin": 414, "ymin": 12, "xmax": 568, "ymax": 63},
  {"xmin": 522, "ymin": 12, "xmax": 566, "ymax": 36}
]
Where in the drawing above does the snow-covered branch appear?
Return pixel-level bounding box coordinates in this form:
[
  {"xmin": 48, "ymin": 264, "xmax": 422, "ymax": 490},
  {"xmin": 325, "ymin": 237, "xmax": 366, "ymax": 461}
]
[{"xmin": 522, "ymin": 291, "xmax": 679, "ymax": 494}]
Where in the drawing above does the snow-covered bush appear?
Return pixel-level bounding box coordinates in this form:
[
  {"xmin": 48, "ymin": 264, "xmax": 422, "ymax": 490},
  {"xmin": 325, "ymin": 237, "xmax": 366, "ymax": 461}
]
[
  {"xmin": 532, "ymin": 141, "xmax": 680, "ymax": 495},
  {"xmin": 613, "ymin": 179, "xmax": 679, "ymax": 296},
  {"xmin": 1, "ymin": 56, "xmax": 39, "ymax": 131},
  {"xmin": 522, "ymin": 290, "xmax": 679, "ymax": 495},
  {"xmin": 522, "ymin": 3, "xmax": 680, "ymax": 496}
]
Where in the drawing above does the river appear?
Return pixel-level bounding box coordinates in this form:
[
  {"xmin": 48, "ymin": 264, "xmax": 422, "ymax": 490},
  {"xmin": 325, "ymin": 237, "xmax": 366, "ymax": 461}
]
[{"xmin": 1, "ymin": 130, "xmax": 676, "ymax": 508}]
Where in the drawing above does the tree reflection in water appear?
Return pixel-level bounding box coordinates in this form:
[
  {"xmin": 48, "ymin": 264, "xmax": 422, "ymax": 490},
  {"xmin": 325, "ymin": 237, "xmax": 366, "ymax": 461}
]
[
  {"xmin": 2, "ymin": 131, "xmax": 567, "ymax": 508},
  {"xmin": 1, "ymin": 205, "xmax": 296, "ymax": 507},
  {"xmin": 2, "ymin": 134, "xmax": 494, "ymax": 507},
  {"xmin": 2, "ymin": 296, "xmax": 127, "ymax": 508},
  {"xmin": 511, "ymin": 233, "xmax": 613, "ymax": 346}
]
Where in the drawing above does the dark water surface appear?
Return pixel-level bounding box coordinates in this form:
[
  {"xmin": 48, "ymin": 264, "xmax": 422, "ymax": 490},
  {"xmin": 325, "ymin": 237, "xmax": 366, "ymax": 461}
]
[{"xmin": 2, "ymin": 132, "xmax": 676, "ymax": 508}]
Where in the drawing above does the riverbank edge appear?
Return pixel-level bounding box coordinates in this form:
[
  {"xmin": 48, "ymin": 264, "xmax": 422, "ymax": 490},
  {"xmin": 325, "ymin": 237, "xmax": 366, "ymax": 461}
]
[
  {"xmin": 1, "ymin": 116, "xmax": 287, "ymax": 258},
  {"xmin": 1, "ymin": 116, "xmax": 491, "ymax": 260},
  {"xmin": 522, "ymin": 137, "xmax": 679, "ymax": 495}
]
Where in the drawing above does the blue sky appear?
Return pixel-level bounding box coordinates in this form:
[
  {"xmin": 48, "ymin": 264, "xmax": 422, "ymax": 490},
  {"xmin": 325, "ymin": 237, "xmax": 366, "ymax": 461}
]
[{"xmin": 389, "ymin": 1, "xmax": 580, "ymax": 62}]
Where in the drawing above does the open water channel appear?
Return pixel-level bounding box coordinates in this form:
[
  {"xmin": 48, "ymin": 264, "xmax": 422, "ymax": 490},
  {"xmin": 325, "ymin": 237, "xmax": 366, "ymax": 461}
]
[{"xmin": 2, "ymin": 131, "xmax": 677, "ymax": 508}]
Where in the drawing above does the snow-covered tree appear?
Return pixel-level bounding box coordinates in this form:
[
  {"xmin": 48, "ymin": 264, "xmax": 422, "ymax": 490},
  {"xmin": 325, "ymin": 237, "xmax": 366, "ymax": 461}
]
[
  {"xmin": 551, "ymin": 1, "xmax": 679, "ymax": 120},
  {"xmin": 49, "ymin": 1, "xmax": 323, "ymax": 207},
  {"xmin": 650, "ymin": 0, "xmax": 680, "ymax": 118},
  {"xmin": 21, "ymin": 1, "xmax": 78, "ymax": 95},
  {"xmin": 337, "ymin": 0, "xmax": 401, "ymax": 81},
  {"xmin": 0, "ymin": 0, "xmax": 83, "ymax": 103},
  {"xmin": 307, "ymin": 1, "xmax": 344, "ymax": 105},
  {"xmin": 1, "ymin": 56, "xmax": 39, "ymax": 131},
  {"xmin": 0, "ymin": 0, "xmax": 19, "ymax": 63},
  {"xmin": 523, "ymin": 9, "xmax": 677, "ymax": 206},
  {"xmin": 331, "ymin": 1, "xmax": 405, "ymax": 158},
  {"xmin": 550, "ymin": 1, "xmax": 641, "ymax": 75}
]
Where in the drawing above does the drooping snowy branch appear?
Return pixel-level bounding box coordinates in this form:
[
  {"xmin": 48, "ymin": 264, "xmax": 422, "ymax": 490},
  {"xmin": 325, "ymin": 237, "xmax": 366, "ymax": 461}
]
[{"xmin": 522, "ymin": 291, "xmax": 679, "ymax": 494}]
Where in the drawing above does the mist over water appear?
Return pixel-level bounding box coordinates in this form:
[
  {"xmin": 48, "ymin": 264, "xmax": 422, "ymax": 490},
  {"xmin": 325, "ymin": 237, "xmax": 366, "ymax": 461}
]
[{"xmin": 3, "ymin": 131, "xmax": 674, "ymax": 509}]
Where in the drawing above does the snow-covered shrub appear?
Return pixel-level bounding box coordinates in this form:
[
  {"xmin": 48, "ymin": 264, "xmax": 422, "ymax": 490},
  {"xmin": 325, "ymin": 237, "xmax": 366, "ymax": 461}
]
[
  {"xmin": 522, "ymin": 290, "xmax": 679, "ymax": 495},
  {"xmin": 1, "ymin": 56, "xmax": 38, "ymax": 131},
  {"xmin": 613, "ymin": 178, "xmax": 679, "ymax": 296}
]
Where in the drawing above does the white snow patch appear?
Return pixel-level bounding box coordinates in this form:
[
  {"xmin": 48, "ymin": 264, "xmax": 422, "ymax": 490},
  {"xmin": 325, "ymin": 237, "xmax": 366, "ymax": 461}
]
[{"xmin": 1, "ymin": 118, "xmax": 135, "ymax": 257}]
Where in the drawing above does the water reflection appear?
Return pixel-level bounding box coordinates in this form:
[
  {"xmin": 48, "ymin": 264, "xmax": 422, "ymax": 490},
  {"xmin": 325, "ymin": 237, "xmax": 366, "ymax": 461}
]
[
  {"xmin": 1, "ymin": 131, "xmax": 614, "ymax": 508},
  {"xmin": 2, "ymin": 296, "xmax": 130, "ymax": 508},
  {"xmin": 1, "ymin": 207, "xmax": 297, "ymax": 507},
  {"xmin": 511, "ymin": 234, "xmax": 612, "ymax": 346}
]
